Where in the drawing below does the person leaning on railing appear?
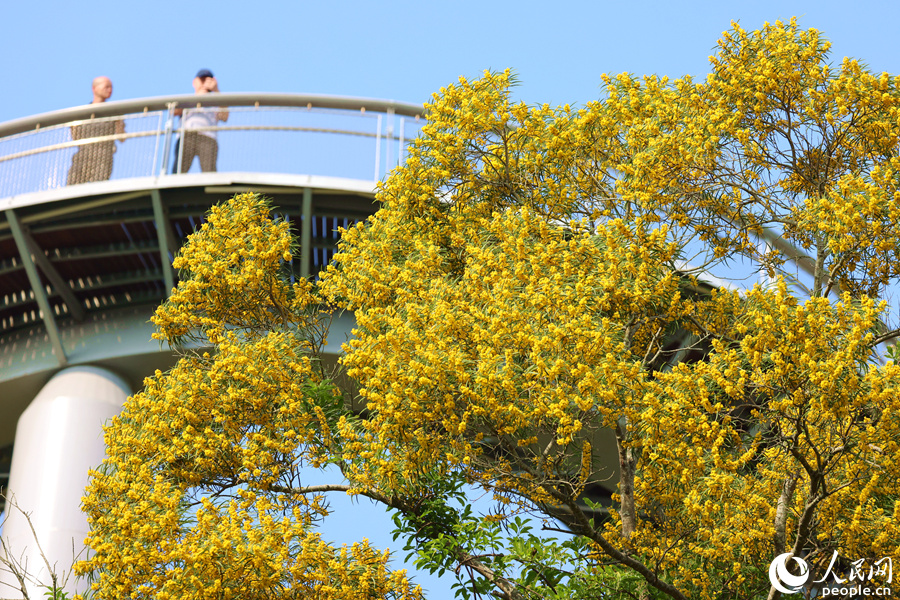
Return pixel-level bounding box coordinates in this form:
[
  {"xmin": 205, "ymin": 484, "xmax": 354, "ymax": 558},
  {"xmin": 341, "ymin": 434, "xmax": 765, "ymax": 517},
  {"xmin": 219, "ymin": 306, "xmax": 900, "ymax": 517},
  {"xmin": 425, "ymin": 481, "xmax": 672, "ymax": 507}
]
[
  {"xmin": 172, "ymin": 69, "xmax": 229, "ymax": 173},
  {"xmin": 67, "ymin": 76, "xmax": 125, "ymax": 185}
]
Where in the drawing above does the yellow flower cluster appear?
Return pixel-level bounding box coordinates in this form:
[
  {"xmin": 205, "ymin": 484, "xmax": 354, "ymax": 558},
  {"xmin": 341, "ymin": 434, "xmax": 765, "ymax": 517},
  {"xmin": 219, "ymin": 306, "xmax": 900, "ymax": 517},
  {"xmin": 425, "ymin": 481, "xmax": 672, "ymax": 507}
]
[
  {"xmin": 322, "ymin": 196, "xmax": 686, "ymax": 498},
  {"xmin": 81, "ymin": 18, "xmax": 900, "ymax": 600},
  {"xmin": 80, "ymin": 193, "xmax": 421, "ymax": 600},
  {"xmin": 624, "ymin": 281, "xmax": 900, "ymax": 594},
  {"xmin": 319, "ymin": 26, "xmax": 900, "ymax": 596},
  {"xmin": 593, "ymin": 18, "xmax": 900, "ymax": 287},
  {"xmin": 152, "ymin": 193, "xmax": 315, "ymax": 345}
]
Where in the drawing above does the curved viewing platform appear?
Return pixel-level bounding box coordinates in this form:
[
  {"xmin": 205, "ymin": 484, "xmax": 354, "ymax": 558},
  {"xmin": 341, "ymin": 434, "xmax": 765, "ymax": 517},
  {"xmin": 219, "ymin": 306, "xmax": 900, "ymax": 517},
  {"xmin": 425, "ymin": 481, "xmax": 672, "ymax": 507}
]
[
  {"xmin": 0, "ymin": 92, "xmax": 424, "ymax": 202},
  {"xmin": 0, "ymin": 94, "xmax": 425, "ymax": 446}
]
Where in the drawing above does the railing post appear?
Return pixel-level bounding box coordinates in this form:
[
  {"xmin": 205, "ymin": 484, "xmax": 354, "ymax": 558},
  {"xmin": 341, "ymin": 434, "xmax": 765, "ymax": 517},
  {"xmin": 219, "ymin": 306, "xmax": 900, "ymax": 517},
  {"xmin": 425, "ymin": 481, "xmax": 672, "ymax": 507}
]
[
  {"xmin": 150, "ymin": 110, "xmax": 163, "ymax": 177},
  {"xmin": 398, "ymin": 116, "xmax": 406, "ymax": 168},
  {"xmin": 374, "ymin": 114, "xmax": 382, "ymax": 182},
  {"xmin": 175, "ymin": 104, "xmax": 186, "ymax": 174},
  {"xmin": 159, "ymin": 102, "xmax": 176, "ymax": 177},
  {"xmin": 385, "ymin": 108, "xmax": 394, "ymax": 175}
]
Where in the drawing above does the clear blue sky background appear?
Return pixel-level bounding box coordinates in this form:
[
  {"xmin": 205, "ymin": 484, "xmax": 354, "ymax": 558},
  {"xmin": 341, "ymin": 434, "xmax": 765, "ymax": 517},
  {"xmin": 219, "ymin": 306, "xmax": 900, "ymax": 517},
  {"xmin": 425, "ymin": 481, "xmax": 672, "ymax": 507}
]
[
  {"xmin": 3, "ymin": 1, "xmax": 899, "ymax": 122},
  {"xmin": 4, "ymin": 1, "xmax": 898, "ymax": 597}
]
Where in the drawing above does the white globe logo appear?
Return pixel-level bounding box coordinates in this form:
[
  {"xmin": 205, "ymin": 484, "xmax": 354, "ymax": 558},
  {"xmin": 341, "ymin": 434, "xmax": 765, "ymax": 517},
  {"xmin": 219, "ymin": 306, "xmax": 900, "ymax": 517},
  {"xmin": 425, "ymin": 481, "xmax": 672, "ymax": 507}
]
[{"xmin": 769, "ymin": 553, "xmax": 810, "ymax": 594}]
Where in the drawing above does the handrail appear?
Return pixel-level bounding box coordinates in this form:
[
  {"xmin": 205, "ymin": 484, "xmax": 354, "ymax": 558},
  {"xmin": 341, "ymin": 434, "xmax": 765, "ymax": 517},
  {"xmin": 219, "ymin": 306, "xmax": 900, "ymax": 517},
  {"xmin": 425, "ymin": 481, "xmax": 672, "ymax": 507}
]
[
  {"xmin": 0, "ymin": 93, "xmax": 426, "ymax": 198},
  {"xmin": 0, "ymin": 93, "xmax": 425, "ymax": 139},
  {"xmin": 0, "ymin": 131, "xmax": 157, "ymax": 164}
]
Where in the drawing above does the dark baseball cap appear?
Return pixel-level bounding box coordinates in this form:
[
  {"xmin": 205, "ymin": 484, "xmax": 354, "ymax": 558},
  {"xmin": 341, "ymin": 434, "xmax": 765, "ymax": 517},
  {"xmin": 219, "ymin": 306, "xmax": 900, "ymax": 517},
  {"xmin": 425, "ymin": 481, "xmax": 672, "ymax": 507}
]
[{"xmin": 195, "ymin": 69, "xmax": 214, "ymax": 79}]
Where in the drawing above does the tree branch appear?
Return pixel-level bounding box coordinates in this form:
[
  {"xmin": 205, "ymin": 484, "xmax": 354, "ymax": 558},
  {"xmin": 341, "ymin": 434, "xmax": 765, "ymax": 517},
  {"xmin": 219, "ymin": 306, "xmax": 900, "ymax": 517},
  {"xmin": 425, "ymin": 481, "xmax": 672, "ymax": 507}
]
[{"xmin": 550, "ymin": 498, "xmax": 688, "ymax": 600}]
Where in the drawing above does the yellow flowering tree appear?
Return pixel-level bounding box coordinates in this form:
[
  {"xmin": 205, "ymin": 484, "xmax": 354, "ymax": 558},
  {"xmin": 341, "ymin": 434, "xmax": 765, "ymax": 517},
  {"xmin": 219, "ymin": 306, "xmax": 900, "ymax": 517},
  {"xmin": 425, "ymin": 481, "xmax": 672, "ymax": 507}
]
[
  {"xmin": 78, "ymin": 197, "xmax": 423, "ymax": 600},
  {"xmin": 81, "ymin": 19, "xmax": 900, "ymax": 600}
]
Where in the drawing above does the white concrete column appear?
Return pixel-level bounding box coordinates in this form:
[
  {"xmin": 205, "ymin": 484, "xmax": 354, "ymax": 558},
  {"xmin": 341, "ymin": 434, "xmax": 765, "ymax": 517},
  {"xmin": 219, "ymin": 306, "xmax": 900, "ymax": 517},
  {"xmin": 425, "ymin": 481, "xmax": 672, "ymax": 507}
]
[{"xmin": 0, "ymin": 366, "xmax": 130, "ymax": 597}]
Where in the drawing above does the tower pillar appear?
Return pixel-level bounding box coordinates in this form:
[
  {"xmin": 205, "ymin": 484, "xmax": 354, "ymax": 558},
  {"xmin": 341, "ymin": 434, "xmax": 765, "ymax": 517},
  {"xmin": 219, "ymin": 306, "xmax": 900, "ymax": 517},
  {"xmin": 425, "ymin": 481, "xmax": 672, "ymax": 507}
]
[{"xmin": 0, "ymin": 366, "xmax": 130, "ymax": 596}]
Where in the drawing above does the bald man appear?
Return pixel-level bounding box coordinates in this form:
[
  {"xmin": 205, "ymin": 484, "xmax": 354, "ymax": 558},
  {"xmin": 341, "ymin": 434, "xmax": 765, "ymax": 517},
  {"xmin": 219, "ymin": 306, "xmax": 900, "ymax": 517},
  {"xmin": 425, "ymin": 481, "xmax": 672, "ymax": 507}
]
[{"xmin": 67, "ymin": 76, "xmax": 125, "ymax": 185}]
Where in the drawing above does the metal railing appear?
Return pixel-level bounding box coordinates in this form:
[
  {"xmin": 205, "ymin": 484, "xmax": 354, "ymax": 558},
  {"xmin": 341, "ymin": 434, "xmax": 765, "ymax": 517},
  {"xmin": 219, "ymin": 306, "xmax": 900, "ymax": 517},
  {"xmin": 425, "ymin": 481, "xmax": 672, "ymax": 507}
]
[{"xmin": 0, "ymin": 93, "xmax": 425, "ymax": 198}]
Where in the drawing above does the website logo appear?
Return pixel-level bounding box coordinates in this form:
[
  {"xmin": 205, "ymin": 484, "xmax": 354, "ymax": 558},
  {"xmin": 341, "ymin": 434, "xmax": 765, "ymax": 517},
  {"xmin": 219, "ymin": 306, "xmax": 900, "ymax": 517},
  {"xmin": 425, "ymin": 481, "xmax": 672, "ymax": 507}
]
[
  {"xmin": 769, "ymin": 553, "xmax": 810, "ymax": 595},
  {"xmin": 769, "ymin": 552, "xmax": 893, "ymax": 596}
]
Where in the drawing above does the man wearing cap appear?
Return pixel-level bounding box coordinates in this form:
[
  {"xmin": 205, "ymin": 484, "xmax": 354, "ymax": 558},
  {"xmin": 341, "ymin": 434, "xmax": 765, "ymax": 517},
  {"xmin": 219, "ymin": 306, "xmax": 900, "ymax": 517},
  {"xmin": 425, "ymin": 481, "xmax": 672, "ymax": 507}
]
[
  {"xmin": 67, "ymin": 76, "xmax": 125, "ymax": 185},
  {"xmin": 173, "ymin": 69, "xmax": 229, "ymax": 173}
]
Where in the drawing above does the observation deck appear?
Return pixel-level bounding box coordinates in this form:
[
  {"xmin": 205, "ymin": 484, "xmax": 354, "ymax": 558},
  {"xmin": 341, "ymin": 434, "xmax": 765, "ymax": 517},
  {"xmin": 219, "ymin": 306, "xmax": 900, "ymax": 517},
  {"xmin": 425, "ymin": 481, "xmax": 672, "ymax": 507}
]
[{"xmin": 0, "ymin": 92, "xmax": 424, "ymax": 498}]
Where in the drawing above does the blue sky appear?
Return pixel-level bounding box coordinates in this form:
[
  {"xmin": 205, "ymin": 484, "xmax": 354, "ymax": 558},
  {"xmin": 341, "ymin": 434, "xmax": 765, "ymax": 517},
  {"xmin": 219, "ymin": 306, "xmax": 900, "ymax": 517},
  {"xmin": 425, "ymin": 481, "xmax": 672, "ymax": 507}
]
[
  {"xmin": 5, "ymin": 1, "xmax": 899, "ymax": 597},
  {"xmin": 3, "ymin": 1, "xmax": 899, "ymax": 122}
]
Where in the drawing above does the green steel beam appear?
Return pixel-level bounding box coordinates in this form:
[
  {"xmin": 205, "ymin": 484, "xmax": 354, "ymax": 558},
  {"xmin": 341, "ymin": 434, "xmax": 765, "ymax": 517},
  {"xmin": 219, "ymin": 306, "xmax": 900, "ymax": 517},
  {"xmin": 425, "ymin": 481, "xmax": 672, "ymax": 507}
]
[
  {"xmin": 0, "ymin": 257, "xmax": 18, "ymax": 277},
  {"xmin": 71, "ymin": 268, "xmax": 164, "ymax": 293},
  {"xmin": 204, "ymin": 185, "xmax": 312, "ymax": 195},
  {"xmin": 151, "ymin": 190, "xmax": 176, "ymax": 296},
  {"xmin": 301, "ymin": 188, "xmax": 312, "ymax": 278},
  {"xmin": 20, "ymin": 228, "xmax": 86, "ymax": 321},
  {"xmin": 5, "ymin": 209, "xmax": 67, "ymax": 366},
  {"xmin": 1, "ymin": 267, "xmax": 167, "ymax": 316},
  {"xmin": 14, "ymin": 212, "xmax": 154, "ymax": 238},
  {"xmin": 47, "ymin": 239, "xmax": 160, "ymax": 263},
  {"xmin": 0, "ymin": 289, "xmax": 167, "ymax": 336},
  {"xmin": 0, "ymin": 191, "xmax": 151, "ymax": 235},
  {"xmin": 3, "ymin": 285, "xmax": 166, "ymax": 316}
]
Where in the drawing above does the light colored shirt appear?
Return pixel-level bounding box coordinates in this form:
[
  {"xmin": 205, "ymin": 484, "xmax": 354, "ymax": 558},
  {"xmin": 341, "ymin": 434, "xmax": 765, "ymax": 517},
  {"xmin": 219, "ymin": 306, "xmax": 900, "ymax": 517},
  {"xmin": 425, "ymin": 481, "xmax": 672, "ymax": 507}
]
[{"xmin": 182, "ymin": 107, "xmax": 219, "ymax": 139}]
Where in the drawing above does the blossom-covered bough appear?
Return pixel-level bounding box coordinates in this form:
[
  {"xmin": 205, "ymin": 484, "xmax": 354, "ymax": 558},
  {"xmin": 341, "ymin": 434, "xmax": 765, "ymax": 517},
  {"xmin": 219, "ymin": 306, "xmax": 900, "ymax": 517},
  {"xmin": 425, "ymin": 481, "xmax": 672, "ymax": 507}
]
[{"xmin": 81, "ymin": 19, "xmax": 900, "ymax": 600}]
